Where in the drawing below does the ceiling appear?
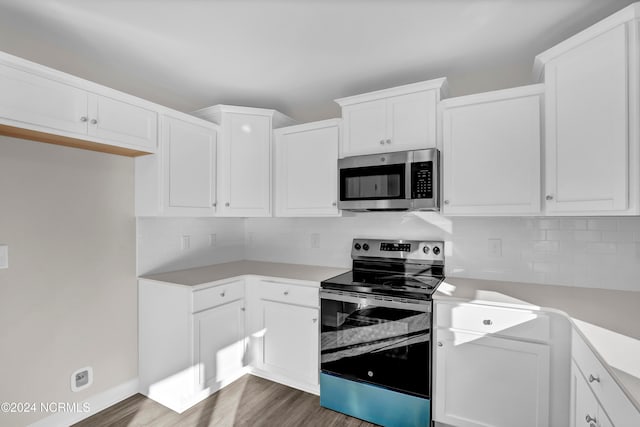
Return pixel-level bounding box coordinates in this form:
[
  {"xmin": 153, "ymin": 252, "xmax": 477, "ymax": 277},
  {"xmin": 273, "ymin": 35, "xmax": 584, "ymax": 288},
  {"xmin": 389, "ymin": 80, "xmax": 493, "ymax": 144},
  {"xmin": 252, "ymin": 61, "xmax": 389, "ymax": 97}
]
[{"xmin": 0, "ymin": 0, "xmax": 635, "ymax": 122}]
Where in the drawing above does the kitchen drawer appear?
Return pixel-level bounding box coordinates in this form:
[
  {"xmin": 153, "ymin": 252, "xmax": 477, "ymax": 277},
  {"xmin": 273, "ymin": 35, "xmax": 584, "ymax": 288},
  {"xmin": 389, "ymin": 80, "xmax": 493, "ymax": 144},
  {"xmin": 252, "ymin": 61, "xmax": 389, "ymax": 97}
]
[
  {"xmin": 192, "ymin": 280, "xmax": 245, "ymax": 313},
  {"xmin": 256, "ymin": 279, "xmax": 319, "ymax": 307},
  {"xmin": 436, "ymin": 302, "xmax": 550, "ymax": 342},
  {"xmin": 572, "ymin": 330, "xmax": 640, "ymax": 426}
]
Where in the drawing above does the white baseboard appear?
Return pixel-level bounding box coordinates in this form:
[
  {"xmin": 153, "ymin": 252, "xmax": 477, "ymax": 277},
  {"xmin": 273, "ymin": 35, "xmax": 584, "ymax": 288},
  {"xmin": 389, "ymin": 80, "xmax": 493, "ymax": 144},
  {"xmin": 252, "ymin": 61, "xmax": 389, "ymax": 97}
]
[
  {"xmin": 28, "ymin": 378, "xmax": 139, "ymax": 427},
  {"xmin": 249, "ymin": 368, "xmax": 319, "ymax": 396}
]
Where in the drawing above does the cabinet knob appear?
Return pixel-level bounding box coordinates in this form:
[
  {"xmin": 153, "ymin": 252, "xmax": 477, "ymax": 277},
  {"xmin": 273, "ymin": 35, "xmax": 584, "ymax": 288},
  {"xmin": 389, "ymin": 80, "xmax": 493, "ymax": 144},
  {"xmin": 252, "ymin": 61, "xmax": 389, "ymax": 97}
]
[
  {"xmin": 241, "ymin": 307, "xmax": 246, "ymax": 312},
  {"xmin": 90, "ymin": 118, "xmax": 98, "ymax": 125},
  {"xmin": 225, "ymin": 202, "xmax": 230, "ymax": 207},
  {"xmin": 545, "ymin": 194, "xmax": 553, "ymax": 201},
  {"xmin": 437, "ymin": 342, "xmax": 443, "ymax": 347},
  {"xmin": 284, "ymin": 291, "xmax": 289, "ymax": 296},
  {"xmin": 332, "ymin": 202, "xmax": 337, "ymax": 207},
  {"xmin": 585, "ymin": 415, "xmax": 596, "ymax": 424},
  {"xmin": 386, "ymin": 139, "xmax": 391, "ymax": 144},
  {"xmin": 212, "ymin": 202, "xmax": 217, "ymax": 207},
  {"xmin": 379, "ymin": 140, "xmax": 385, "ymax": 145},
  {"xmin": 80, "ymin": 116, "xmax": 88, "ymax": 122},
  {"xmin": 444, "ymin": 200, "xmax": 450, "ymax": 205},
  {"xmin": 312, "ymin": 318, "xmax": 317, "ymax": 323},
  {"xmin": 588, "ymin": 374, "xmax": 600, "ymax": 383},
  {"xmin": 220, "ymin": 291, "xmax": 226, "ymax": 297},
  {"xmin": 483, "ymin": 319, "xmax": 493, "ymax": 326}
]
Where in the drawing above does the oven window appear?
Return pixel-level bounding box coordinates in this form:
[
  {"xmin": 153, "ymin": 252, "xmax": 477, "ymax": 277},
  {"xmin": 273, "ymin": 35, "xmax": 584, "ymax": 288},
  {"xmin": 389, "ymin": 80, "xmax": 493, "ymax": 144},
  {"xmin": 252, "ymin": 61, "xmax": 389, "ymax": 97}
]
[
  {"xmin": 320, "ymin": 297, "xmax": 430, "ymax": 397},
  {"xmin": 340, "ymin": 164, "xmax": 405, "ymax": 200}
]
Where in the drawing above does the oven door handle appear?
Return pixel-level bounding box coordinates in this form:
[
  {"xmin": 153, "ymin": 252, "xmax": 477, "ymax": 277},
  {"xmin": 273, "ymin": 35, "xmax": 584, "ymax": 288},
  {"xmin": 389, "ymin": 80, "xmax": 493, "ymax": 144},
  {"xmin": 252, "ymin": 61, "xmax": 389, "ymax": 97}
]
[{"xmin": 320, "ymin": 289, "xmax": 430, "ymax": 313}]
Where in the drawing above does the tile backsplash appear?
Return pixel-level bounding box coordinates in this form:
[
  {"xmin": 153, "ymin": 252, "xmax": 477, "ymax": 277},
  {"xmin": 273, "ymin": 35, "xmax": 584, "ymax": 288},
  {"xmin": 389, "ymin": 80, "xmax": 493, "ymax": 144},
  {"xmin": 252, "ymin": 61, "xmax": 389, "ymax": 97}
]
[{"xmin": 244, "ymin": 214, "xmax": 640, "ymax": 292}]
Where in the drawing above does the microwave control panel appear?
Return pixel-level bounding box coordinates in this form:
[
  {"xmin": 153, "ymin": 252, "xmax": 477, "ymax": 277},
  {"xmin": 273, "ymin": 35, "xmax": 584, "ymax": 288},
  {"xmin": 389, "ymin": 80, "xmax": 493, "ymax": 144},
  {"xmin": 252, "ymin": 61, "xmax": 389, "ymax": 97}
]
[{"xmin": 411, "ymin": 161, "xmax": 433, "ymax": 199}]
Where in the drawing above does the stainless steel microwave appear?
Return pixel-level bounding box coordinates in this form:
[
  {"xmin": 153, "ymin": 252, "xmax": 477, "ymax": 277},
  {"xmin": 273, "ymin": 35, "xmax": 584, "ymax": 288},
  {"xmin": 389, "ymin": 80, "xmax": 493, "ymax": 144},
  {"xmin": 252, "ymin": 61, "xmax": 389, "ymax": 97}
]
[{"xmin": 338, "ymin": 148, "xmax": 440, "ymax": 211}]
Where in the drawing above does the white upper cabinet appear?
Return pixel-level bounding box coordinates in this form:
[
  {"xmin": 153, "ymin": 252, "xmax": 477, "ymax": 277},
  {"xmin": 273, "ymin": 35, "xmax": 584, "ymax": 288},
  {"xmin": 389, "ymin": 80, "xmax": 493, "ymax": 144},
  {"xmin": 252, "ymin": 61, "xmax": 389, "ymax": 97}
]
[
  {"xmin": 534, "ymin": 5, "xmax": 640, "ymax": 215},
  {"xmin": 440, "ymin": 85, "xmax": 543, "ymax": 216},
  {"xmin": 193, "ymin": 105, "xmax": 295, "ymax": 217},
  {"xmin": 335, "ymin": 78, "xmax": 447, "ymax": 157},
  {"xmin": 135, "ymin": 112, "xmax": 218, "ymax": 216},
  {"xmin": 274, "ymin": 119, "xmax": 340, "ymax": 217},
  {"xmin": 0, "ymin": 51, "xmax": 158, "ymax": 156}
]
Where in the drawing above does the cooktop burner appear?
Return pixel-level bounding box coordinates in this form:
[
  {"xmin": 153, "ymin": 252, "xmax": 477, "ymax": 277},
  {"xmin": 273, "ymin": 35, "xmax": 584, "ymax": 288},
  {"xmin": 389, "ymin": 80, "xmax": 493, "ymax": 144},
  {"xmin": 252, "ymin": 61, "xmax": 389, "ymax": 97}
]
[{"xmin": 321, "ymin": 238, "xmax": 445, "ymax": 300}]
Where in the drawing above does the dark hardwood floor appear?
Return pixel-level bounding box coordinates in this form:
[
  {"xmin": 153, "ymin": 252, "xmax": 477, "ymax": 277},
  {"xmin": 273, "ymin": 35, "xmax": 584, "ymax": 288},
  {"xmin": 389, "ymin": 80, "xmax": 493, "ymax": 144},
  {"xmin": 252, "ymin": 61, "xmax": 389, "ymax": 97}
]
[{"xmin": 73, "ymin": 375, "xmax": 378, "ymax": 427}]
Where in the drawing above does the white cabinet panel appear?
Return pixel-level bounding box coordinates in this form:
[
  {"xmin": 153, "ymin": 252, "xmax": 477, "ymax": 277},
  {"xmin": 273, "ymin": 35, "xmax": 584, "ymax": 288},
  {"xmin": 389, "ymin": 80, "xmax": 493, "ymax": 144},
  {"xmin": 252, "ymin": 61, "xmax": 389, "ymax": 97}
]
[
  {"xmin": 441, "ymin": 86, "xmax": 542, "ymax": 215},
  {"xmin": 164, "ymin": 116, "xmax": 216, "ymax": 211},
  {"xmin": 434, "ymin": 330, "xmax": 550, "ymax": 427},
  {"xmin": 0, "ymin": 63, "xmax": 88, "ymax": 135},
  {"xmin": 544, "ymin": 23, "xmax": 632, "ymax": 214},
  {"xmin": 275, "ymin": 120, "xmax": 340, "ymax": 216},
  {"xmin": 88, "ymin": 94, "xmax": 158, "ymax": 150},
  {"xmin": 388, "ymin": 90, "xmax": 437, "ymax": 150},
  {"xmin": 194, "ymin": 299, "xmax": 245, "ymax": 389},
  {"xmin": 341, "ymin": 100, "xmax": 387, "ymax": 156},
  {"xmin": 259, "ymin": 300, "xmax": 319, "ymax": 387}
]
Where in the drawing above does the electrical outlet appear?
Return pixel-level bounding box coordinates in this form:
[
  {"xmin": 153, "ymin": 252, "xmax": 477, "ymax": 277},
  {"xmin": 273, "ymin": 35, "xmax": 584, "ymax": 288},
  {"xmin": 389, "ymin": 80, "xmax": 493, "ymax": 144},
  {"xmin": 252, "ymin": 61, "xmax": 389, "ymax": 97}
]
[
  {"xmin": 181, "ymin": 235, "xmax": 191, "ymax": 250},
  {"xmin": 0, "ymin": 244, "xmax": 7, "ymax": 269},
  {"xmin": 310, "ymin": 233, "xmax": 320, "ymax": 248},
  {"xmin": 488, "ymin": 238, "xmax": 502, "ymax": 257},
  {"xmin": 209, "ymin": 234, "xmax": 217, "ymax": 248},
  {"xmin": 71, "ymin": 367, "xmax": 93, "ymax": 392}
]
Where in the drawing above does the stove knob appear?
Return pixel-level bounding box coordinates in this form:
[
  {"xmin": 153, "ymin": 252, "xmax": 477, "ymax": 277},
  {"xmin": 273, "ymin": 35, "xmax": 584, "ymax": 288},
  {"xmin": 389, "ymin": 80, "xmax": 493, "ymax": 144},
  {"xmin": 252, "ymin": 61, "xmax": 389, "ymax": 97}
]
[
  {"xmin": 354, "ymin": 243, "xmax": 361, "ymax": 250},
  {"xmin": 362, "ymin": 243, "xmax": 370, "ymax": 251},
  {"xmin": 423, "ymin": 246, "xmax": 430, "ymax": 254},
  {"xmin": 432, "ymin": 246, "xmax": 441, "ymax": 255}
]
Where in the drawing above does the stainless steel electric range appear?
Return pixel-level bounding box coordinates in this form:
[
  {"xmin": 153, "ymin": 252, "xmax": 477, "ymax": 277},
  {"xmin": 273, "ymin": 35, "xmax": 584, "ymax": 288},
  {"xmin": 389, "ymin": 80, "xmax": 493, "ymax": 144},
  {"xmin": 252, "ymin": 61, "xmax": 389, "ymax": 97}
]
[{"xmin": 319, "ymin": 238, "xmax": 445, "ymax": 427}]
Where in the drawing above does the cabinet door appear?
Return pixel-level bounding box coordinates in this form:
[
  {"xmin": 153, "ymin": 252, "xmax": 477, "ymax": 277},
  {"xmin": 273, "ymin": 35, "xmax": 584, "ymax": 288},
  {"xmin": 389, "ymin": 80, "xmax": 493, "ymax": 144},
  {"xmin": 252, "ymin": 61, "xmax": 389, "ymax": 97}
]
[
  {"xmin": 434, "ymin": 330, "xmax": 550, "ymax": 427},
  {"xmin": 0, "ymin": 63, "xmax": 88, "ymax": 135},
  {"xmin": 275, "ymin": 124, "xmax": 339, "ymax": 216},
  {"xmin": 545, "ymin": 24, "xmax": 629, "ymax": 214},
  {"xmin": 442, "ymin": 91, "xmax": 541, "ymax": 215},
  {"xmin": 162, "ymin": 116, "xmax": 216, "ymax": 215},
  {"xmin": 571, "ymin": 363, "xmax": 614, "ymax": 427},
  {"xmin": 388, "ymin": 90, "xmax": 437, "ymax": 150},
  {"xmin": 88, "ymin": 94, "xmax": 158, "ymax": 150},
  {"xmin": 341, "ymin": 99, "xmax": 387, "ymax": 156},
  {"xmin": 259, "ymin": 300, "xmax": 318, "ymax": 387},
  {"xmin": 193, "ymin": 299, "xmax": 245, "ymax": 390},
  {"xmin": 218, "ymin": 113, "xmax": 271, "ymax": 216}
]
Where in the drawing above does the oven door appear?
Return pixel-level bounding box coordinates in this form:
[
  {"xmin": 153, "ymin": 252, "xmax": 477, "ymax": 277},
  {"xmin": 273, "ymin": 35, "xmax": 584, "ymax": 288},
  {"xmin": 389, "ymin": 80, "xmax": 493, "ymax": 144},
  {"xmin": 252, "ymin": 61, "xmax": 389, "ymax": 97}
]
[
  {"xmin": 338, "ymin": 151, "xmax": 411, "ymax": 210},
  {"xmin": 320, "ymin": 289, "xmax": 431, "ymax": 397}
]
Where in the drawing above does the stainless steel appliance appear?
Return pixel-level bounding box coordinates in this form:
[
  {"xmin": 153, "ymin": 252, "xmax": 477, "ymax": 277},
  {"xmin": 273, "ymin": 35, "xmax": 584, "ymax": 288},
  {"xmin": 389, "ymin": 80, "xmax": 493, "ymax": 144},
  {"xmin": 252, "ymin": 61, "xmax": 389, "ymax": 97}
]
[
  {"xmin": 320, "ymin": 238, "xmax": 445, "ymax": 427},
  {"xmin": 337, "ymin": 148, "xmax": 440, "ymax": 211}
]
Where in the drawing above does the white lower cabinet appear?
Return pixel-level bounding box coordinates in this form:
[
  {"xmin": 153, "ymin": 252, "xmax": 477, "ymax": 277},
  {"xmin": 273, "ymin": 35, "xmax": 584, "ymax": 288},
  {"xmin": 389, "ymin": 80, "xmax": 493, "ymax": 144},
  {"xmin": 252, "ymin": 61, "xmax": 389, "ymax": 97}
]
[
  {"xmin": 572, "ymin": 361, "xmax": 613, "ymax": 427},
  {"xmin": 139, "ymin": 278, "xmax": 246, "ymax": 413},
  {"xmin": 433, "ymin": 301, "xmax": 551, "ymax": 427},
  {"xmin": 248, "ymin": 278, "xmax": 320, "ymax": 393}
]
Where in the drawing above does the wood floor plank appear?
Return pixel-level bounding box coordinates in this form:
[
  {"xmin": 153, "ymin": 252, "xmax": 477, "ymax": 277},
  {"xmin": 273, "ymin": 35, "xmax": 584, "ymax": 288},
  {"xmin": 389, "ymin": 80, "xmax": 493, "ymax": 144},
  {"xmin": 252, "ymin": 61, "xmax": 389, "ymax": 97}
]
[{"xmin": 73, "ymin": 375, "xmax": 378, "ymax": 427}]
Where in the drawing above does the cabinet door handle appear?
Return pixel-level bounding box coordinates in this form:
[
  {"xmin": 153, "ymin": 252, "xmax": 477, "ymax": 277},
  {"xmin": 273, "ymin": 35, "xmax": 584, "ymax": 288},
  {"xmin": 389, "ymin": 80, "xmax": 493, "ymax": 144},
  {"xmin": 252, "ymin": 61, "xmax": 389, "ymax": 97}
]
[
  {"xmin": 225, "ymin": 202, "xmax": 230, "ymax": 207},
  {"xmin": 241, "ymin": 307, "xmax": 246, "ymax": 312},
  {"xmin": 545, "ymin": 194, "xmax": 553, "ymax": 201},
  {"xmin": 588, "ymin": 374, "xmax": 600, "ymax": 383},
  {"xmin": 220, "ymin": 291, "xmax": 226, "ymax": 297},
  {"xmin": 284, "ymin": 291, "xmax": 289, "ymax": 296},
  {"xmin": 585, "ymin": 415, "xmax": 596, "ymax": 423},
  {"xmin": 483, "ymin": 319, "xmax": 493, "ymax": 325},
  {"xmin": 312, "ymin": 318, "xmax": 318, "ymax": 323},
  {"xmin": 332, "ymin": 202, "xmax": 337, "ymax": 207},
  {"xmin": 80, "ymin": 116, "xmax": 88, "ymax": 122},
  {"xmin": 386, "ymin": 139, "xmax": 391, "ymax": 144},
  {"xmin": 90, "ymin": 118, "xmax": 98, "ymax": 125},
  {"xmin": 212, "ymin": 202, "xmax": 217, "ymax": 207},
  {"xmin": 437, "ymin": 341, "xmax": 443, "ymax": 347},
  {"xmin": 444, "ymin": 200, "xmax": 450, "ymax": 205},
  {"xmin": 379, "ymin": 140, "xmax": 385, "ymax": 145}
]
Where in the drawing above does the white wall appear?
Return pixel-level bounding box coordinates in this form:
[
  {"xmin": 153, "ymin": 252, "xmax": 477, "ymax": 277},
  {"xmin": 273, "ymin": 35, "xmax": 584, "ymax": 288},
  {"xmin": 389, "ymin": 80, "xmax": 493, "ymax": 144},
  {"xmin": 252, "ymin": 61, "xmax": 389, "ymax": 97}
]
[
  {"xmin": 0, "ymin": 137, "xmax": 137, "ymax": 426},
  {"xmin": 245, "ymin": 213, "xmax": 640, "ymax": 292},
  {"xmin": 137, "ymin": 217, "xmax": 245, "ymax": 276}
]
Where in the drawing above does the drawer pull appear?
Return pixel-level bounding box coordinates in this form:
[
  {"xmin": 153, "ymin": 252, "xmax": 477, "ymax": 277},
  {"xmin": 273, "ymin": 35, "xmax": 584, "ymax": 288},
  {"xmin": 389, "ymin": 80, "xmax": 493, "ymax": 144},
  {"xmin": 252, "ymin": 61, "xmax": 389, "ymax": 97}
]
[
  {"xmin": 241, "ymin": 307, "xmax": 245, "ymax": 312},
  {"xmin": 284, "ymin": 291, "xmax": 289, "ymax": 296},
  {"xmin": 585, "ymin": 414, "xmax": 596, "ymax": 423},
  {"xmin": 312, "ymin": 318, "xmax": 317, "ymax": 323},
  {"xmin": 588, "ymin": 374, "xmax": 600, "ymax": 383},
  {"xmin": 482, "ymin": 319, "xmax": 493, "ymax": 325},
  {"xmin": 437, "ymin": 342, "xmax": 443, "ymax": 347},
  {"xmin": 220, "ymin": 291, "xmax": 226, "ymax": 297}
]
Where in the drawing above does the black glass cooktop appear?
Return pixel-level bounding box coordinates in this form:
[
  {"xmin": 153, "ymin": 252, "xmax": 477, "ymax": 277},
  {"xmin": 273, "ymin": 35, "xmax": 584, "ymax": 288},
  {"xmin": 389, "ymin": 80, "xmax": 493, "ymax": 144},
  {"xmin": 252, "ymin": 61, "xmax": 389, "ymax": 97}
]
[{"xmin": 321, "ymin": 269, "xmax": 444, "ymax": 300}]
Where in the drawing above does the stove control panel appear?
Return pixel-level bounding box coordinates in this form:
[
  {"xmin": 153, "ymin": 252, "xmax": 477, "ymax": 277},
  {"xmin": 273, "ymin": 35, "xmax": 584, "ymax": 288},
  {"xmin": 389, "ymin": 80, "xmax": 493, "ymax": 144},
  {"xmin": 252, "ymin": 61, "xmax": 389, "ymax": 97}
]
[{"xmin": 352, "ymin": 238, "xmax": 444, "ymax": 262}]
